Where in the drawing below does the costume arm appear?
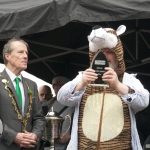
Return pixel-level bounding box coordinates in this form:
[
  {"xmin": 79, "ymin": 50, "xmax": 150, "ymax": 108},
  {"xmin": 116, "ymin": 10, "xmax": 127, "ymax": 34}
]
[
  {"xmin": 57, "ymin": 72, "xmax": 85, "ymax": 107},
  {"xmin": 31, "ymin": 83, "xmax": 46, "ymax": 139},
  {"xmin": 121, "ymin": 73, "xmax": 149, "ymax": 113}
]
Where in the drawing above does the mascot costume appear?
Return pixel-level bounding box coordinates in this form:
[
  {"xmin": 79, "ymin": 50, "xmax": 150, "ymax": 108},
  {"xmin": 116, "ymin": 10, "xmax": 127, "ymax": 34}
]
[{"xmin": 78, "ymin": 25, "xmax": 132, "ymax": 149}]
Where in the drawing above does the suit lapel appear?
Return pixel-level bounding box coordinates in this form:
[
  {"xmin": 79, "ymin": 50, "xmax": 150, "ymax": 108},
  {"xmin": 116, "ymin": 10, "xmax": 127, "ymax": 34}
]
[
  {"xmin": 21, "ymin": 76, "xmax": 29, "ymax": 115},
  {"xmin": 1, "ymin": 69, "xmax": 22, "ymax": 113}
]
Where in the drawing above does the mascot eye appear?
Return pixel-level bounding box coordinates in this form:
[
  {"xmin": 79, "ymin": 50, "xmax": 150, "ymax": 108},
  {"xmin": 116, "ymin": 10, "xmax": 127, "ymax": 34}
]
[{"xmin": 92, "ymin": 25, "xmax": 102, "ymax": 30}]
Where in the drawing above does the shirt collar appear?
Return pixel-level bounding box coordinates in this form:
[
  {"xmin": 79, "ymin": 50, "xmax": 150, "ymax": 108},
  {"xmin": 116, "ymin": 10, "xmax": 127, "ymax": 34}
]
[{"xmin": 5, "ymin": 67, "xmax": 22, "ymax": 82}]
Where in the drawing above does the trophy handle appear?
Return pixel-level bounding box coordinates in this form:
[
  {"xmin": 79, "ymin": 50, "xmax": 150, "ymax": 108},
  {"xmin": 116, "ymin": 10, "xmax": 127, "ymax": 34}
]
[{"xmin": 60, "ymin": 115, "xmax": 71, "ymax": 139}]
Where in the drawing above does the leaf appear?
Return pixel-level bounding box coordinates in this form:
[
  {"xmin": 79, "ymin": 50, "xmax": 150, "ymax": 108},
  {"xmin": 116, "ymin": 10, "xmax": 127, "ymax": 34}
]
[{"xmin": 28, "ymin": 89, "xmax": 34, "ymax": 95}]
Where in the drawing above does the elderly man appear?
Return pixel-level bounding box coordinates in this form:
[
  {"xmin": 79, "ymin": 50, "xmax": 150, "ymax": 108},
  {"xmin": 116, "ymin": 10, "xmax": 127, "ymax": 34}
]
[
  {"xmin": 38, "ymin": 85, "xmax": 53, "ymax": 118},
  {"xmin": 0, "ymin": 37, "xmax": 45, "ymax": 150},
  {"xmin": 38, "ymin": 85, "xmax": 53, "ymax": 102},
  {"xmin": 57, "ymin": 25, "xmax": 149, "ymax": 150}
]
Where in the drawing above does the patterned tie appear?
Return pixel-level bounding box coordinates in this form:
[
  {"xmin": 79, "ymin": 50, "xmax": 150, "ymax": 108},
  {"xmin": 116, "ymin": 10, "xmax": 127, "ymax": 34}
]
[{"xmin": 15, "ymin": 77, "xmax": 22, "ymax": 108}]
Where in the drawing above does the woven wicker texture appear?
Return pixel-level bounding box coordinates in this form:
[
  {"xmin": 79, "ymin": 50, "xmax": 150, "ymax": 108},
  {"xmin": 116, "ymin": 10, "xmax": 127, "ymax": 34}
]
[{"xmin": 78, "ymin": 86, "xmax": 131, "ymax": 150}]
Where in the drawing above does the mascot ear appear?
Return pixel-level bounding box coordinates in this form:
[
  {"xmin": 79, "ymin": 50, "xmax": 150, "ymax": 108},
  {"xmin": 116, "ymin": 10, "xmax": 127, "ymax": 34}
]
[{"xmin": 116, "ymin": 25, "xmax": 126, "ymax": 36}]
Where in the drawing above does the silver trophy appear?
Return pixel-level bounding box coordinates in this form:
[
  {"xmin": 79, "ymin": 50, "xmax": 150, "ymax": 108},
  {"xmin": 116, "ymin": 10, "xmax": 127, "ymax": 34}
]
[{"xmin": 45, "ymin": 108, "xmax": 71, "ymax": 150}]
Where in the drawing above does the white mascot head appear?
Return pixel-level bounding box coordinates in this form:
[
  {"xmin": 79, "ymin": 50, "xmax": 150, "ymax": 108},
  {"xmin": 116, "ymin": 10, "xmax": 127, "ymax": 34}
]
[
  {"xmin": 88, "ymin": 25, "xmax": 126, "ymax": 53},
  {"xmin": 88, "ymin": 25, "xmax": 126, "ymax": 78}
]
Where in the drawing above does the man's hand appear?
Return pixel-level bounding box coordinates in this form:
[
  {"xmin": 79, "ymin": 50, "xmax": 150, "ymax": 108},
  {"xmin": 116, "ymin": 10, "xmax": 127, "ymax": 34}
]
[
  {"xmin": 102, "ymin": 67, "xmax": 129, "ymax": 95},
  {"xmin": 82, "ymin": 68, "xmax": 98, "ymax": 85},
  {"xmin": 102, "ymin": 67, "xmax": 119, "ymax": 88},
  {"xmin": 13, "ymin": 133, "xmax": 26, "ymax": 146},
  {"xmin": 14, "ymin": 132, "xmax": 38, "ymax": 148},
  {"xmin": 74, "ymin": 69, "xmax": 98, "ymax": 92}
]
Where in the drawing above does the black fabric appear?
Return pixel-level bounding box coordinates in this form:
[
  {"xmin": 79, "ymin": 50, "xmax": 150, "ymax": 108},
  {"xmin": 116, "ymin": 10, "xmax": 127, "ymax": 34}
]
[
  {"xmin": 42, "ymin": 106, "xmax": 49, "ymax": 116},
  {"xmin": 57, "ymin": 106, "xmax": 68, "ymax": 116},
  {"xmin": 136, "ymin": 101, "xmax": 150, "ymax": 147},
  {"xmin": 36, "ymin": 139, "xmax": 48, "ymax": 150},
  {"xmin": 92, "ymin": 25, "xmax": 101, "ymax": 30},
  {"xmin": 0, "ymin": 0, "xmax": 150, "ymax": 39},
  {"xmin": 42, "ymin": 105, "xmax": 68, "ymax": 116},
  {"xmin": 143, "ymin": 135, "xmax": 150, "ymax": 150}
]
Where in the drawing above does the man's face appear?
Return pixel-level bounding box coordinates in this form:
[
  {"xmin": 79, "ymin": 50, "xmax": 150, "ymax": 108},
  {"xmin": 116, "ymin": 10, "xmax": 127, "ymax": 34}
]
[
  {"xmin": 102, "ymin": 48, "xmax": 118, "ymax": 70},
  {"xmin": 5, "ymin": 41, "xmax": 28, "ymax": 74},
  {"xmin": 53, "ymin": 84, "xmax": 63, "ymax": 95},
  {"xmin": 39, "ymin": 87, "xmax": 52, "ymax": 102}
]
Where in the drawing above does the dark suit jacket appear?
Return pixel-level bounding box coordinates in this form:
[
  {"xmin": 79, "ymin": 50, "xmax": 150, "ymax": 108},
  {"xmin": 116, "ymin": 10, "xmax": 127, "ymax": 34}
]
[{"xmin": 0, "ymin": 69, "xmax": 46, "ymax": 150}]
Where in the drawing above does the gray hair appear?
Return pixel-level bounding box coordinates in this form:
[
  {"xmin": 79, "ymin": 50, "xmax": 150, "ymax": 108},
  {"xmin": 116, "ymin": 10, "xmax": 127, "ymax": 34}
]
[
  {"xmin": 2, "ymin": 37, "xmax": 29, "ymax": 64},
  {"xmin": 39, "ymin": 85, "xmax": 53, "ymax": 97}
]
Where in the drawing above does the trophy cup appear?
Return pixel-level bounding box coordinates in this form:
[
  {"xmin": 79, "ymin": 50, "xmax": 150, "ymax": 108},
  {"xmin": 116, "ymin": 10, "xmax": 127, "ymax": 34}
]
[
  {"xmin": 89, "ymin": 50, "xmax": 109, "ymax": 87},
  {"xmin": 45, "ymin": 107, "xmax": 71, "ymax": 150}
]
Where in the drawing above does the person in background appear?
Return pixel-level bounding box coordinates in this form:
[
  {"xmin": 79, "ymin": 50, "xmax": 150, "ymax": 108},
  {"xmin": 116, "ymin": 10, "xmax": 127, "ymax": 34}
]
[
  {"xmin": 38, "ymin": 85, "xmax": 53, "ymax": 102},
  {"xmin": 37, "ymin": 85, "xmax": 53, "ymax": 150},
  {"xmin": 42, "ymin": 76, "xmax": 75, "ymax": 150},
  {"xmin": 38, "ymin": 85, "xmax": 53, "ymax": 107},
  {"xmin": 0, "ymin": 37, "xmax": 45, "ymax": 150},
  {"xmin": 57, "ymin": 25, "xmax": 149, "ymax": 150},
  {"xmin": 38, "ymin": 85, "xmax": 53, "ymax": 116}
]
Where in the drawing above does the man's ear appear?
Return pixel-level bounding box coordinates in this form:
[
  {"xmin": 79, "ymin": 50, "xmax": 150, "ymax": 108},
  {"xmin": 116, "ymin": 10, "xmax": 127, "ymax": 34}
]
[{"xmin": 5, "ymin": 53, "xmax": 9, "ymax": 60}]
